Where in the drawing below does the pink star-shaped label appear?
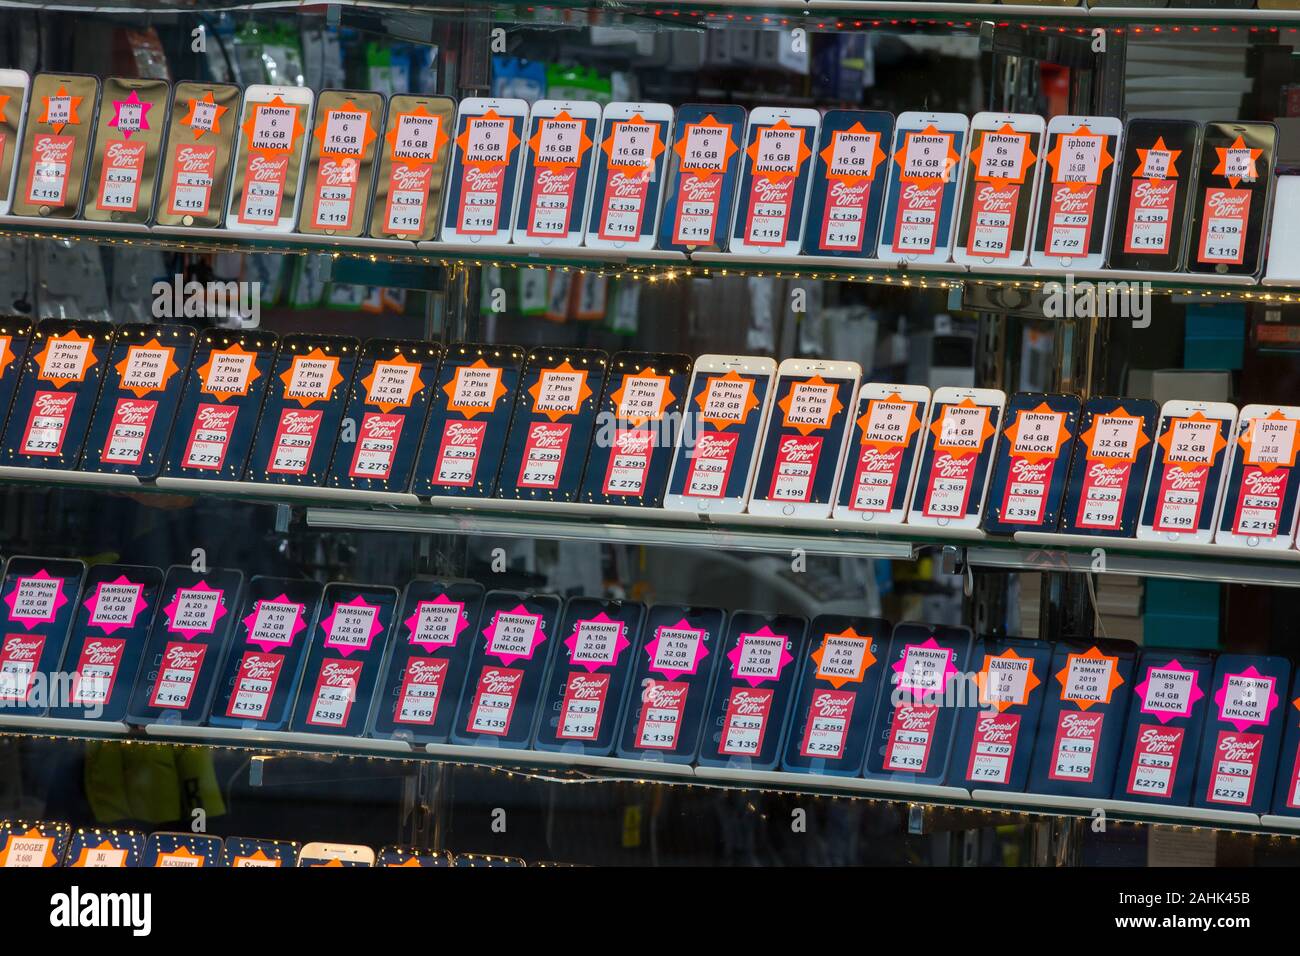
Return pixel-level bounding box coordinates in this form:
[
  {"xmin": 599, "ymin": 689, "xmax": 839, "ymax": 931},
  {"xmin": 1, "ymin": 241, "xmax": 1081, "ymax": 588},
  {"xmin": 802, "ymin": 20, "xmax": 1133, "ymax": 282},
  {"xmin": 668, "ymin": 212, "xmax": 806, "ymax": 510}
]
[
  {"xmin": 726, "ymin": 626, "xmax": 794, "ymax": 687},
  {"xmin": 891, "ymin": 638, "xmax": 958, "ymax": 698},
  {"xmin": 404, "ymin": 594, "xmax": 468, "ymax": 652},
  {"xmin": 644, "ymin": 619, "xmax": 710, "ymax": 680},
  {"xmin": 242, "ymin": 595, "xmax": 306, "ymax": 653},
  {"xmin": 83, "ymin": 575, "xmax": 148, "ymax": 635},
  {"xmin": 4, "ymin": 569, "xmax": 68, "ymax": 630},
  {"xmin": 1214, "ymin": 666, "xmax": 1279, "ymax": 731},
  {"xmin": 109, "ymin": 90, "xmax": 151, "ymax": 140},
  {"xmin": 163, "ymin": 581, "xmax": 226, "ymax": 639},
  {"xmin": 563, "ymin": 611, "xmax": 630, "ymax": 673},
  {"xmin": 1135, "ymin": 659, "xmax": 1205, "ymax": 723},
  {"xmin": 320, "ymin": 594, "xmax": 385, "ymax": 657},
  {"xmin": 482, "ymin": 604, "xmax": 546, "ymax": 666}
]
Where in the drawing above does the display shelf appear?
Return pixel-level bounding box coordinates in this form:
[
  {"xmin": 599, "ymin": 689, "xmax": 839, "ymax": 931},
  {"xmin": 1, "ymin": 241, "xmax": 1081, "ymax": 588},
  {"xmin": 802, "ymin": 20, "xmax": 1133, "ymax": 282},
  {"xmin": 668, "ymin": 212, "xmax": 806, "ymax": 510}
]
[
  {"xmin": 144, "ymin": 722, "xmax": 416, "ymax": 754},
  {"xmin": 696, "ymin": 766, "xmax": 972, "ymax": 802},
  {"xmin": 971, "ymin": 790, "xmax": 1263, "ymax": 830}
]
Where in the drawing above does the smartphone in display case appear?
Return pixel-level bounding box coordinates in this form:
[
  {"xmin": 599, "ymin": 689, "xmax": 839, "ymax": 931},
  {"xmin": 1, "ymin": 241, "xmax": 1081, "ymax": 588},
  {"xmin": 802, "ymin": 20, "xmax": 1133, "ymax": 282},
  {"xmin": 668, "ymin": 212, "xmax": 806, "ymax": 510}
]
[
  {"xmin": 656, "ymin": 103, "xmax": 746, "ymax": 253},
  {"xmin": 441, "ymin": 96, "xmax": 528, "ymax": 244},
  {"xmin": 153, "ymin": 81, "xmax": 242, "ymax": 228},
  {"xmin": 802, "ymin": 109, "xmax": 893, "ymax": 259},
  {"xmin": 512, "ymin": 99, "xmax": 599, "ymax": 248},
  {"xmin": 1030, "ymin": 114, "xmax": 1122, "ymax": 270},
  {"xmin": 907, "ymin": 386, "xmax": 1006, "ymax": 533},
  {"xmin": 833, "ymin": 382, "xmax": 930, "ymax": 525},
  {"xmin": 1106, "ymin": 118, "xmax": 1200, "ymax": 273},
  {"xmin": 953, "ymin": 112, "xmax": 1045, "ymax": 267},
  {"xmin": 297, "ymin": 89, "xmax": 384, "ymax": 238},
  {"xmin": 877, "ymin": 111, "xmax": 968, "ymax": 264},
  {"xmin": 367, "ymin": 93, "xmax": 454, "ymax": 241},
  {"xmin": 298, "ymin": 842, "xmax": 375, "ymax": 867},
  {"xmin": 585, "ymin": 101, "xmax": 673, "ymax": 251},
  {"xmin": 1137, "ymin": 399, "xmax": 1237, "ymax": 546},
  {"xmin": 82, "ymin": 76, "xmax": 171, "ymax": 225},
  {"xmin": 225, "ymin": 84, "xmax": 314, "ymax": 233},
  {"xmin": 728, "ymin": 106, "xmax": 819, "ymax": 256},
  {"xmin": 1187, "ymin": 120, "xmax": 1276, "ymax": 277},
  {"xmin": 1214, "ymin": 404, "xmax": 1300, "ymax": 551},
  {"xmin": 11, "ymin": 72, "xmax": 101, "ymax": 219},
  {"xmin": 0, "ymin": 69, "xmax": 31, "ymax": 215}
]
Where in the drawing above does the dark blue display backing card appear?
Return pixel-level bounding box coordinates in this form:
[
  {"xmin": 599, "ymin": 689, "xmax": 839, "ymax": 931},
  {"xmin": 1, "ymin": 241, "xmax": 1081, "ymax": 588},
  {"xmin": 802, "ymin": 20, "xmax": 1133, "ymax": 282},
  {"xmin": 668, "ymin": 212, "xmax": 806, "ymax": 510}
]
[
  {"xmin": 450, "ymin": 590, "xmax": 562, "ymax": 748},
  {"xmin": 615, "ymin": 604, "xmax": 726, "ymax": 765},
  {"xmin": 377, "ymin": 847, "xmax": 452, "ymax": 867},
  {"xmin": 879, "ymin": 125, "xmax": 967, "ymax": 259},
  {"xmin": 1270, "ymin": 671, "xmax": 1300, "ymax": 817},
  {"xmin": 697, "ymin": 611, "xmax": 809, "ymax": 772},
  {"xmin": 1112, "ymin": 649, "xmax": 1214, "ymax": 806},
  {"xmin": 532, "ymin": 598, "xmax": 645, "ymax": 756},
  {"xmin": 411, "ymin": 343, "xmax": 524, "ymax": 498},
  {"xmin": 494, "ymin": 347, "xmax": 608, "ymax": 502},
  {"xmin": 729, "ymin": 114, "xmax": 818, "ymax": 251},
  {"xmin": 208, "ymin": 576, "xmax": 324, "ymax": 731},
  {"xmin": 1058, "ymin": 397, "xmax": 1159, "ymax": 537},
  {"xmin": 0, "ymin": 556, "xmax": 85, "ymax": 718},
  {"xmin": 578, "ymin": 351, "xmax": 692, "ymax": 507},
  {"xmin": 160, "ymin": 329, "xmax": 279, "ymax": 482},
  {"xmin": 441, "ymin": 104, "xmax": 526, "ymax": 241},
  {"xmin": 63, "ymin": 829, "xmax": 144, "ymax": 867},
  {"xmin": 124, "ymin": 566, "xmax": 245, "ymax": 727},
  {"xmin": 0, "ymin": 319, "xmax": 114, "ymax": 470},
  {"xmin": 1026, "ymin": 639, "xmax": 1137, "ymax": 799},
  {"xmin": 79, "ymin": 323, "xmax": 196, "ymax": 478},
  {"xmin": 0, "ymin": 820, "xmax": 70, "ymax": 866},
  {"xmin": 324, "ymin": 338, "xmax": 440, "ymax": 494},
  {"xmin": 243, "ymin": 333, "xmax": 358, "ymax": 487},
  {"xmin": 50, "ymin": 563, "xmax": 162, "ymax": 722},
  {"xmin": 1139, "ymin": 408, "xmax": 1234, "ymax": 536},
  {"xmin": 514, "ymin": 108, "xmax": 598, "ymax": 242},
  {"xmin": 862, "ymin": 622, "xmax": 974, "ymax": 784},
  {"xmin": 781, "ymin": 615, "xmax": 888, "ymax": 777},
  {"xmin": 223, "ymin": 837, "xmax": 300, "ymax": 867},
  {"xmin": 982, "ymin": 392, "xmax": 1081, "ymax": 535},
  {"xmin": 289, "ymin": 583, "xmax": 397, "ymax": 736},
  {"xmin": 751, "ymin": 370, "xmax": 857, "ymax": 509},
  {"xmin": 370, "ymin": 579, "xmax": 484, "ymax": 745},
  {"xmin": 1193, "ymin": 653, "xmax": 1290, "ymax": 814},
  {"xmin": 142, "ymin": 832, "xmax": 224, "ymax": 867},
  {"xmin": 666, "ymin": 367, "xmax": 772, "ymax": 504},
  {"xmin": 587, "ymin": 111, "xmax": 671, "ymax": 245},
  {"xmin": 802, "ymin": 110, "xmax": 893, "ymax": 258},
  {"xmin": 657, "ymin": 104, "xmax": 746, "ymax": 253},
  {"xmin": 0, "ymin": 320, "xmax": 34, "ymax": 441}
]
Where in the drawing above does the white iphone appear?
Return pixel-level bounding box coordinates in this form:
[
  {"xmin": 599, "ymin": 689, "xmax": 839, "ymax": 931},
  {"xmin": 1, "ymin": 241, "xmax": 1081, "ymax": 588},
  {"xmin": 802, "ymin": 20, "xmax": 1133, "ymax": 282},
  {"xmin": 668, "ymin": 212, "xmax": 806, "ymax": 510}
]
[
  {"xmin": 441, "ymin": 96, "xmax": 528, "ymax": 244},
  {"xmin": 747, "ymin": 358, "xmax": 861, "ymax": 519},
  {"xmin": 877, "ymin": 111, "xmax": 970, "ymax": 264},
  {"xmin": 298, "ymin": 842, "xmax": 375, "ymax": 867},
  {"xmin": 833, "ymin": 382, "xmax": 932, "ymax": 525},
  {"xmin": 662, "ymin": 354, "xmax": 778, "ymax": 516},
  {"xmin": 0, "ymin": 69, "xmax": 31, "ymax": 216},
  {"xmin": 907, "ymin": 386, "xmax": 1006, "ymax": 532},
  {"xmin": 1030, "ymin": 114, "xmax": 1123, "ymax": 270},
  {"xmin": 1214, "ymin": 404, "xmax": 1300, "ymax": 551},
  {"xmin": 511, "ymin": 99, "xmax": 600, "ymax": 248},
  {"xmin": 1137, "ymin": 399, "xmax": 1238, "ymax": 546},
  {"xmin": 728, "ymin": 106, "xmax": 820, "ymax": 256},
  {"xmin": 226, "ymin": 84, "xmax": 314, "ymax": 233},
  {"xmin": 584, "ymin": 101, "xmax": 674, "ymax": 251},
  {"xmin": 953, "ymin": 112, "xmax": 1046, "ymax": 267}
]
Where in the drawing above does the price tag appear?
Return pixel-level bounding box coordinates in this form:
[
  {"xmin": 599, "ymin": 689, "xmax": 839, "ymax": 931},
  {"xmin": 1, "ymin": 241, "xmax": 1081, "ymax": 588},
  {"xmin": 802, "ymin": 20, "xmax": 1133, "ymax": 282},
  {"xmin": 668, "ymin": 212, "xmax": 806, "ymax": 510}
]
[
  {"xmin": 321, "ymin": 110, "xmax": 367, "ymax": 156},
  {"xmin": 102, "ymin": 398, "xmax": 157, "ymax": 464},
  {"xmin": 267, "ymin": 409, "xmax": 323, "ymax": 475},
  {"xmin": 432, "ymin": 420, "xmax": 486, "ymax": 487},
  {"xmin": 901, "ymin": 132, "xmax": 953, "ymax": 180},
  {"xmin": 465, "ymin": 117, "xmax": 511, "ymax": 164},
  {"xmin": 393, "ymin": 113, "xmax": 440, "ymax": 161},
  {"xmin": 396, "ymin": 657, "xmax": 448, "ymax": 725},
  {"xmin": 26, "ymin": 134, "xmax": 74, "ymax": 206},
  {"xmin": 1126, "ymin": 726, "xmax": 1184, "ymax": 797},
  {"xmin": 1140, "ymin": 148, "xmax": 1172, "ymax": 180},
  {"xmin": 1048, "ymin": 711, "xmax": 1104, "ymax": 781},
  {"xmin": 557, "ymin": 672, "xmax": 610, "ymax": 740},
  {"xmin": 937, "ymin": 404, "xmax": 989, "ymax": 451},
  {"xmin": 681, "ymin": 123, "xmax": 728, "ymax": 173},
  {"xmin": 249, "ymin": 600, "xmax": 301, "ymax": 647},
  {"xmin": 966, "ymin": 713, "xmax": 1020, "ymax": 784},
  {"xmin": 829, "ymin": 131, "xmax": 878, "ymax": 179},
  {"xmin": 799, "ymin": 689, "xmax": 855, "ymax": 759},
  {"xmin": 1225, "ymin": 148, "xmax": 1255, "ymax": 182},
  {"xmin": 182, "ymin": 403, "xmax": 238, "ymax": 471},
  {"xmin": 307, "ymin": 659, "xmax": 363, "ymax": 727},
  {"xmin": 636, "ymin": 681, "xmax": 688, "ymax": 750},
  {"xmin": 1166, "ymin": 417, "xmax": 1218, "ymax": 465},
  {"xmin": 1054, "ymin": 133, "xmax": 1102, "ymax": 184},
  {"xmin": 1141, "ymin": 667, "xmax": 1196, "ymax": 716},
  {"xmin": 885, "ymin": 704, "xmax": 938, "ymax": 772},
  {"xmin": 537, "ymin": 118, "xmax": 584, "ymax": 166},
  {"xmin": 226, "ymin": 652, "xmax": 284, "ymax": 720},
  {"xmin": 1090, "ymin": 414, "xmax": 1141, "ymax": 460},
  {"xmin": 719, "ymin": 686, "xmax": 774, "ymax": 756},
  {"xmin": 685, "ymin": 432, "xmax": 737, "ymax": 498},
  {"xmin": 977, "ymin": 132, "xmax": 1026, "ymax": 181},
  {"xmin": 701, "ymin": 377, "xmax": 752, "ymax": 424},
  {"xmin": 1245, "ymin": 416, "xmax": 1298, "ymax": 466},
  {"xmin": 249, "ymin": 104, "xmax": 297, "ymax": 151},
  {"xmin": 190, "ymin": 100, "xmax": 218, "ymax": 133},
  {"xmin": 517, "ymin": 422, "xmax": 571, "ymax": 489},
  {"xmin": 97, "ymin": 141, "xmax": 146, "ymax": 211},
  {"xmin": 148, "ymin": 642, "xmax": 207, "ymax": 709},
  {"xmin": 754, "ymin": 126, "xmax": 801, "ymax": 175},
  {"xmin": 468, "ymin": 667, "xmax": 523, "ymax": 735},
  {"xmin": 609, "ymin": 122, "xmax": 656, "ymax": 168},
  {"xmin": 1013, "ymin": 411, "xmax": 1064, "ymax": 457}
]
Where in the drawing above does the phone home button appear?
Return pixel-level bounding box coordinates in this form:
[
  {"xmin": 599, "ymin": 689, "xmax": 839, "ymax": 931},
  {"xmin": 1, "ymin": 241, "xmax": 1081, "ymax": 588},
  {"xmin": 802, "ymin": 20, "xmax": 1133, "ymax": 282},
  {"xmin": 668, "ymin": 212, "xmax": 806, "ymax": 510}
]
[{"xmin": 782, "ymin": 505, "xmax": 795, "ymax": 517}]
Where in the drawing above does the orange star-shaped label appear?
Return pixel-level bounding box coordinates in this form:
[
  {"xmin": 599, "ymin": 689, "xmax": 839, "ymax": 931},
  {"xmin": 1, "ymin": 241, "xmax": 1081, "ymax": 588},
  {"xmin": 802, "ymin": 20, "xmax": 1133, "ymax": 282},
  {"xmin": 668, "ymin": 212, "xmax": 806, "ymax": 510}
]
[
  {"xmin": 602, "ymin": 114, "xmax": 665, "ymax": 171},
  {"xmin": 362, "ymin": 351, "xmax": 425, "ymax": 413},
  {"xmin": 968, "ymin": 124, "xmax": 1036, "ymax": 188},
  {"xmin": 0, "ymin": 335, "xmax": 14, "ymax": 382},
  {"xmin": 35, "ymin": 329, "xmax": 96, "ymax": 387},
  {"xmin": 977, "ymin": 648, "xmax": 1042, "ymax": 712},
  {"xmin": 810, "ymin": 627, "xmax": 877, "ymax": 688},
  {"xmin": 1157, "ymin": 411, "xmax": 1228, "ymax": 471},
  {"xmin": 674, "ymin": 115, "xmax": 738, "ymax": 178},
  {"xmin": 1214, "ymin": 135, "xmax": 1262, "ymax": 189},
  {"xmin": 115, "ymin": 338, "xmax": 179, "ymax": 398},
  {"xmin": 745, "ymin": 118, "xmax": 811, "ymax": 181},
  {"xmin": 894, "ymin": 125, "xmax": 960, "ymax": 187},
  {"xmin": 198, "ymin": 342, "xmax": 261, "ymax": 401},
  {"xmin": 930, "ymin": 397, "xmax": 996, "ymax": 459},
  {"xmin": 529, "ymin": 111, "xmax": 592, "ymax": 170},
  {"xmin": 0, "ymin": 828, "xmax": 58, "ymax": 867},
  {"xmin": 856, "ymin": 394, "xmax": 922, "ymax": 452},
  {"xmin": 232, "ymin": 849, "xmax": 281, "ymax": 867},
  {"xmin": 39, "ymin": 86, "xmax": 82, "ymax": 134},
  {"xmin": 1046, "ymin": 126, "xmax": 1113, "ymax": 191},
  {"xmin": 242, "ymin": 96, "xmax": 305, "ymax": 155},
  {"xmin": 70, "ymin": 839, "xmax": 128, "ymax": 867},
  {"xmin": 1081, "ymin": 407, "xmax": 1149, "ymax": 465},
  {"xmin": 777, "ymin": 374, "xmax": 844, "ymax": 436},
  {"xmin": 386, "ymin": 105, "xmax": 449, "ymax": 164},
  {"xmin": 456, "ymin": 110, "xmax": 519, "ymax": 169},
  {"xmin": 443, "ymin": 359, "xmax": 508, "ymax": 419},
  {"xmin": 1055, "ymin": 646, "xmax": 1124, "ymax": 710},
  {"xmin": 390, "ymin": 857, "xmax": 425, "ymax": 867},
  {"xmin": 280, "ymin": 348, "xmax": 343, "ymax": 408},
  {"xmin": 1003, "ymin": 402, "xmax": 1071, "ymax": 464},
  {"xmin": 314, "ymin": 102, "xmax": 376, "ymax": 158},
  {"xmin": 1239, "ymin": 410, "xmax": 1300, "ymax": 472},
  {"xmin": 1135, "ymin": 136, "xmax": 1180, "ymax": 181},
  {"xmin": 314, "ymin": 857, "xmax": 345, "ymax": 867},
  {"xmin": 820, "ymin": 123, "xmax": 887, "ymax": 185},
  {"xmin": 695, "ymin": 369, "xmax": 759, "ymax": 431},
  {"xmin": 155, "ymin": 845, "xmax": 205, "ymax": 867},
  {"xmin": 609, "ymin": 367, "xmax": 674, "ymax": 427},
  {"xmin": 528, "ymin": 361, "xmax": 592, "ymax": 422},
  {"xmin": 0, "ymin": 94, "xmax": 10, "ymax": 119},
  {"xmin": 182, "ymin": 91, "xmax": 228, "ymax": 139}
]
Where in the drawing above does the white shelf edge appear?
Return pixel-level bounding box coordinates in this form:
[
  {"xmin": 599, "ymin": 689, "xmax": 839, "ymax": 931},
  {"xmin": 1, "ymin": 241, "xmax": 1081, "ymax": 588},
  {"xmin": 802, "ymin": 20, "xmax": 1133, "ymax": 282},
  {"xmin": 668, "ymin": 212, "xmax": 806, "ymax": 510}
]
[{"xmin": 697, "ymin": 765, "xmax": 971, "ymax": 801}]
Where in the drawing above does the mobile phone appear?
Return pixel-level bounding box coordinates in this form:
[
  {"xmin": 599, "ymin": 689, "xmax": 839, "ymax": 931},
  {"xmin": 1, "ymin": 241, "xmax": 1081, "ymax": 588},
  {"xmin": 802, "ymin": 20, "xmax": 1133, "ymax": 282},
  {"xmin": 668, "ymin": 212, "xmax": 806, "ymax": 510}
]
[
  {"xmin": 728, "ymin": 106, "xmax": 819, "ymax": 256},
  {"xmin": 1137, "ymin": 399, "xmax": 1238, "ymax": 546},
  {"xmin": 224, "ymin": 837, "xmax": 299, "ymax": 867},
  {"xmin": 0, "ymin": 69, "xmax": 32, "ymax": 215},
  {"xmin": 377, "ymin": 847, "xmax": 452, "ymax": 867},
  {"xmin": 11, "ymin": 73, "xmax": 100, "ymax": 219},
  {"xmin": 367, "ymin": 94, "xmax": 454, "ymax": 241},
  {"xmin": 953, "ymin": 112, "xmax": 1045, "ymax": 267},
  {"xmin": 512, "ymin": 99, "xmax": 600, "ymax": 248},
  {"xmin": 877, "ymin": 111, "xmax": 969, "ymax": 264},
  {"xmin": 1215, "ymin": 404, "xmax": 1300, "ymax": 551},
  {"xmin": 1057, "ymin": 397, "xmax": 1159, "ymax": 538},
  {"xmin": 662, "ymin": 354, "xmax": 777, "ymax": 516},
  {"xmin": 1188, "ymin": 120, "xmax": 1277, "ymax": 277},
  {"xmin": 144, "ymin": 833, "xmax": 223, "ymax": 867},
  {"xmin": 907, "ymin": 386, "xmax": 1006, "ymax": 533},
  {"xmin": 584, "ymin": 101, "xmax": 673, "ymax": 251},
  {"xmin": 833, "ymin": 382, "xmax": 930, "ymax": 526},
  {"xmin": 0, "ymin": 556, "xmax": 86, "ymax": 719},
  {"xmin": 1107, "ymin": 118, "xmax": 1200, "ymax": 272},
  {"xmin": 298, "ymin": 842, "xmax": 375, "ymax": 867},
  {"xmin": 297, "ymin": 89, "xmax": 384, "ymax": 238},
  {"xmin": 746, "ymin": 358, "xmax": 860, "ymax": 519},
  {"xmin": 440, "ymin": 96, "xmax": 528, "ymax": 244},
  {"xmin": 64, "ymin": 829, "xmax": 145, "ymax": 868},
  {"xmin": 83, "ymin": 77, "xmax": 170, "ymax": 226},
  {"xmin": 153, "ymin": 81, "xmax": 242, "ymax": 229},
  {"xmin": 981, "ymin": 392, "xmax": 1082, "ymax": 536},
  {"xmin": 225, "ymin": 84, "xmax": 314, "ymax": 233},
  {"xmin": 657, "ymin": 103, "xmax": 746, "ymax": 253},
  {"xmin": 1030, "ymin": 114, "xmax": 1123, "ymax": 270},
  {"xmin": 802, "ymin": 109, "xmax": 893, "ymax": 259}
]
